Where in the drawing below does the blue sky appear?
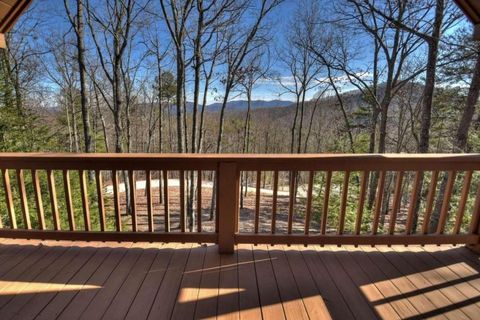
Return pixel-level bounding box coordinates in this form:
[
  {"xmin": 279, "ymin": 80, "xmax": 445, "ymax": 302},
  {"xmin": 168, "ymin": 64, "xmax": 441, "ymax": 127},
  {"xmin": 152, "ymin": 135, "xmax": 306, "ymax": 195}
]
[{"xmin": 17, "ymin": 0, "xmax": 471, "ymax": 104}]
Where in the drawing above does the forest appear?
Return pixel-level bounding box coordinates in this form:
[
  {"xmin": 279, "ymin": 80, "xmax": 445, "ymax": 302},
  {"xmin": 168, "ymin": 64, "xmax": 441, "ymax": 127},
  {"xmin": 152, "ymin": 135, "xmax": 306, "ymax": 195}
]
[{"xmin": 0, "ymin": 0, "xmax": 480, "ymax": 235}]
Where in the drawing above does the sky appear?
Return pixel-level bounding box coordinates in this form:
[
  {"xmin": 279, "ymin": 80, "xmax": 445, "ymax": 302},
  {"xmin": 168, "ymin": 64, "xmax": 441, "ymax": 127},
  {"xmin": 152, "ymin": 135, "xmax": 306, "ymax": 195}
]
[
  {"xmin": 16, "ymin": 0, "xmax": 317, "ymax": 104},
  {"xmin": 14, "ymin": 0, "xmax": 471, "ymax": 105}
]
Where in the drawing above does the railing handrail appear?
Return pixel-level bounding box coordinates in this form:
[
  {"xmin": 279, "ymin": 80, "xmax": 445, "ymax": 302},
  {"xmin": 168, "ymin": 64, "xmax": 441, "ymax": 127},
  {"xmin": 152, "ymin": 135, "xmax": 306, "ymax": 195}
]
[{"xmin": 1, "ymin": 152, "xmax": 480, "ymax": 171}]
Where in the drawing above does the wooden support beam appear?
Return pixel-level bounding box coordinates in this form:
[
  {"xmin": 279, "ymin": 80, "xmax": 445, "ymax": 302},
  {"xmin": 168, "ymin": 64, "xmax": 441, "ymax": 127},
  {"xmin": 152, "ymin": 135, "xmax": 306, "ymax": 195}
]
[
  {"xmin": 218, "ymin": 162, "xmax": 239, "ymax": 254},
  {"xmin": 0, "ymin": 33, "xmax": 5, "ymax": 49},
  {"xmin": 474, "ymin": 24, "xmax": 480, "ymax": 40}
]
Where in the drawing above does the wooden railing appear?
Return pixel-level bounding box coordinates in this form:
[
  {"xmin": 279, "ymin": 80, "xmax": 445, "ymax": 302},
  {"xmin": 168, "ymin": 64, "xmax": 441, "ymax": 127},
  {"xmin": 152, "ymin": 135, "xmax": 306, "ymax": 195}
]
[{"xmin": 0, "ymin": 153, "xmax": 479, "ymax": 253}]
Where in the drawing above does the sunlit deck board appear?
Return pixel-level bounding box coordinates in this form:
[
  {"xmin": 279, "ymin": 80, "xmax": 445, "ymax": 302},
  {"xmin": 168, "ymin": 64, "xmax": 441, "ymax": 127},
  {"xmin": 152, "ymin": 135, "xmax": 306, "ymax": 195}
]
[
  {"xmin": 360, "ymin": 245, "xmax": 449, "ymax": 320},
  {"xmin": 393, "ymin": 245, "xmax": 480, "ymax": 318},
  {"xmin": 237, "ymin": 243, "xmax": 262, "ymax": 319},
  {"xmin": 194, "ymin": 244, "xmax": 221, "ymax": 319},
  {"xmin": 0, "ymin": 239, "xmax": 478, "ymax": 319},
  {"xmin": 376, "ymin": 245, "xmax": 469, "ymax": 320},
  {"xmin": 56, "ymin": 242, "xmax": 133, "ymax": 319}
]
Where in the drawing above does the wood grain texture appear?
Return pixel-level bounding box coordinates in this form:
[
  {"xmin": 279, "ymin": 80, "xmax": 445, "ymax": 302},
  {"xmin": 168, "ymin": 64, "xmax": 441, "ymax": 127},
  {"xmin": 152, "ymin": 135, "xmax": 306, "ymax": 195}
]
[
  {"xmin": 31, "ymin": 170, "xmax": 45, "ymax": 230},
  {"xmin": 1, "ymin": 169, "xmax": 16, "ymax": 229},
  {"xmin": 16, "ymin": 169, "xmax": 31, "ymax": 229}
]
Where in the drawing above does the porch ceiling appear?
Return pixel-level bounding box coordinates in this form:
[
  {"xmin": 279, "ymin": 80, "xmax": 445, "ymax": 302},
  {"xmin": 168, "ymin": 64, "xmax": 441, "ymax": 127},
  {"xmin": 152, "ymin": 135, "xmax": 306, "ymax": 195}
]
[
  {"xmin": 0, "ymin": 1, "xmax": 477, "ymax": 47},
  {"xmin": 0, "ymin": 0, "xmax": 31, "ymax": 48},
  {"xmin": 455, "ymin": 0, "xmax": 480, "ymax": 39}
]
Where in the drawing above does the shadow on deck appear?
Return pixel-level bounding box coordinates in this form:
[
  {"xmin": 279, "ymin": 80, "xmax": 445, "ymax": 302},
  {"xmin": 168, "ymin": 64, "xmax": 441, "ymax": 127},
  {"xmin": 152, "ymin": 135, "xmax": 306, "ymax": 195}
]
[{"xmin": 0, "ymin": 238, "xmax": 478, "ymax": 319}]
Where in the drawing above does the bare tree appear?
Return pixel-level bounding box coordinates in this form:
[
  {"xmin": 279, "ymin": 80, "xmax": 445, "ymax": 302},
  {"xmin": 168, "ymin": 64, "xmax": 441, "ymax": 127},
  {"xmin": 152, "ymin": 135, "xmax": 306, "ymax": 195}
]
[
  {"xmin": 86, "ymin": 0, "xmax": 146, "ymax": 153},
  {"xmin": 64, "ymin": 0, "xmax": 92, "ymax": 154},
  {"xmin": 236, "ymin": 50, "xmax": 270, "ymax": 208},
  {"xmin": 208, "ymin": 0, "xmax": 282, "ymax": 220},
  {"xmin": 159, "ymin": 0, "xmax": 194, "ymax": 153}
]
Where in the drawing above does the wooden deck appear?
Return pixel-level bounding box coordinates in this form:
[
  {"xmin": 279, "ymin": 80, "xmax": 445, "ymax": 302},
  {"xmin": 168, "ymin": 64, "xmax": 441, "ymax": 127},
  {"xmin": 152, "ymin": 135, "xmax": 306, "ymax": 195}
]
[{"xmin": 0, "ymin": 239, "xmax": 479, "ymax": 319}]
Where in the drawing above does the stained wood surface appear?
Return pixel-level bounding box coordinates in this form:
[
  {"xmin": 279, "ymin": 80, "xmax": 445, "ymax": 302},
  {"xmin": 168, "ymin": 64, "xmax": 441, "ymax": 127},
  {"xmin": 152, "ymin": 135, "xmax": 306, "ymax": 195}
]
[
  {"xmin": 0, "ymin": 239, "xmax": 476, "ymax": 319},
  {"xmin": 2, "ymin": 153, "xmax": 480, "ymax": 171},
  {"xmin": 0, "ymin": 153, "xmax": 479, "ymax": 250}
]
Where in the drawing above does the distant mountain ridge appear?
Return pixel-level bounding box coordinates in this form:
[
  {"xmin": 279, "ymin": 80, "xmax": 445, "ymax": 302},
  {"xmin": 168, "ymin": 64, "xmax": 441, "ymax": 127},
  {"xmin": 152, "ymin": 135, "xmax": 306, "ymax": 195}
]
[{"xmin": 186, "ymin": 99, "xmax": 294, "ymax": 112}]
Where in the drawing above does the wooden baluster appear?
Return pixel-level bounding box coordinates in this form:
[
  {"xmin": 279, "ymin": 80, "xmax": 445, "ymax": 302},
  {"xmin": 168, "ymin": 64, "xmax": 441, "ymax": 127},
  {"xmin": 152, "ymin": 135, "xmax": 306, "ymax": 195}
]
[
  {"xmin": 128, "ymin": 170, "xmax": 137, "ymax": 232},
  {"xmin": 338, "ymin": 171, "xmax": 350, "ymax": 235},
  {"xmin": 180, "ymin": 170, "xmax": 185, "ymax": 232},
  {"xmin": 63, "ymin": 170, "xmax": 76, "ymax": 231},
  {"xmin": 79, "ymin": 170, "xmax": 91, "ymax": 231},
  {"xmin": 304, "ymin": 171, "xmax": 314, "ymax": 235},
  {"xmin": 437, "ymin": 171, "xmax": 457, "ymax": 234},
  {"xmin": 146, "ymin": 170, "xmax": 154, "ymax": 232},
  {"xmin": 287, "ymin": 171, "xmax": 297, "ymax": 234},
  {"xmin": 389, "ymin": 171, "xmax": 404, "ymax": 235},
  {"xmin": 321, "ymin": 171, "xmax": 332, "ymax": 235},
  {"xmin": 454, "ymin": 171, "xmax": 473, "ymax": 234},
  {"xmin": 95, "ymin": 170, "xmax": 106, "ymax": 232},
  {"xmin": 1, "ymin": 169, "xmax": 16, "ymax": 229},
  {"xmin": 405, "ymin": 171, "xmax": 422, "ymax": 235},
  {"xmin": 422, "ymin": 171, "xmax": 439, "ymax": 234},
  {"xmin": 254, "ymin": 171, "xmax": 261, "ymax": 234},
  {"xmin": 112, "ymin": 170, "xmax": 121, "ymax": 232},
  {"xmin": 469, "ymin": 181, "xmax": 480, "ymax": 235},
  {"xmin": 372, "ymin": 171, "xmax": 386, "ymax": 235},
  {"xmin": 197, "ymin": 170, "xmax": 202, "ymax": 233},
  {"xmin": 16, "ymin": 169, "xmax": 31, "ymax": 229},
  {"xmin": 354, "ymin": 171, "xmax": 368, "ymax": 235},
  {"xmin": 31, "ymin": 170, "xmax": 45, "ymax": 230},
  {"xmin": 271, "ymin": 170, "xmax": 278, "ymax": 234},
  {"xmin": 163, "ymin": 170, "xmax": 169, "ymax": 232},
  {"xmin": 47, "ymin": 170, "xmax": 60, "ymax": 230}
]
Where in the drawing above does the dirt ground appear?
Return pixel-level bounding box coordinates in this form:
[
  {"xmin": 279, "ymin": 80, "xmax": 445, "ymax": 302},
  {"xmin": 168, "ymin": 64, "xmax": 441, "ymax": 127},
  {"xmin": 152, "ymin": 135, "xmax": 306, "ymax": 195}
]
[{"xmin": 107, "ymin": 184, "xmax": 417, "ymax": 235}]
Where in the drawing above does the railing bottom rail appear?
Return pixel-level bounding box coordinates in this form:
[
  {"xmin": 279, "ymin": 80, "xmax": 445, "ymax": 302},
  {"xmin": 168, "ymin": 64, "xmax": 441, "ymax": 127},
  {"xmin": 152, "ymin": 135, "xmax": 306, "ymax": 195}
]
[
  {"xmin": 0, "ymin": 229, "xmax": 217, "ymax": 243},
  {"xmin": 235, "ymin": 234, "xmax": 479, "ymax": 246}
]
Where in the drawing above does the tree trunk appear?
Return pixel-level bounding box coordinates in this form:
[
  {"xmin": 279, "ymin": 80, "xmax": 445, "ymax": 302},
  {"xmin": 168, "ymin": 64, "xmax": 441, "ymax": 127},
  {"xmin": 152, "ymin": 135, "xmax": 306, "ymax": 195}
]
[
  {"xmin": 76, "ymin": 0, "xmax": 92, "ymax": 154},
  {"xmin": 428, "ymin": 47, "xmax": 480, "ymax": 233},
  {"xmin": 418, "ymin": 0, "xmax": 444, "ymax": 153}
]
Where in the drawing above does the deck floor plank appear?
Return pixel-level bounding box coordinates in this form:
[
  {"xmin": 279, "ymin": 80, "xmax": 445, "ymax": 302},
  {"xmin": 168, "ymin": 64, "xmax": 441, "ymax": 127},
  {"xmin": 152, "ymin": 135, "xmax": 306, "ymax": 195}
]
[
  {"xmin": 78, "ymin": 242, "xmax": 145, "ymax": 320},
  {"xmin": 237, "ymin": 244, "xmax": 262, "ymax": 320},
  {"xmin": 125, "ymin": 243, "xmax": 177, "ymax": 320},
  {"xmin": 102, "ymin": 242, "xmax": 162, "ymax": 319},
  {"xmin": 56, "ymin": 242, "xmax": 133, "ymax": 320},
  {"xmin": 147, "ymin": 243, "xmax": 192, "ymax": 320},
  {"xmin": 345, "ymin": 245, "xmax": 420, "ymax": 318},
  {"xmin": 377, "ymin": 245, "xmax": 468, "ymax": 320},
  {"xmin": 0, "ymin": 240, "xmax": 477, "ymax": 319},
  {"xmin": 217, "ymin": 246, "xmax": 240, "ymax": 320},
  {"xmin": 283, "ymin": 246, "xmax": 331, "ymax": 319},
  {"xmin": 394, "ymin": 245, "xmax": 480, "ymax": 318},
  {"xmin": 314, "ymin": 245, "xmax": 378, "ymax": 319},
  {"xmin": 253, "ymin": 244, "xmax": 285, "ymax": 320},
  {"xmin": 300, "ymin": 245, "xmax": 354, "ymax": 319},
  {"xmin": 194, "ymin": 244, "xmax": 221, "ymax": 320},
  {"xmin": 12, "ymin": 243, "xmax": 100, "ymax": 320},
  {"xmin": 417, "ymin": 246, "xmax": 480, "ymax": 310},
  {"xmin": 35, "ymin": 244, "xmax": 115, "ymax": 320},
  {"xmin": 360, "ymin": 245, "xmax": 448, "ymax": 320},
  {"xmin": 170, "ymin": 244, "xmax": 207, "ymax": 319},
  {"xmin": 0, "ymin": 242, "xmax": 54, "ymax": 282},
  {"xmin": 0, "ymin": 242, "xmax": 72, "ymax": 312},
  {"xmin": 268, "ymin": 245, "xmax": 308, "ymax": 319},
  {"xmin": 330, "ymin": 245, "xmax": 401, "ymax": 319}
]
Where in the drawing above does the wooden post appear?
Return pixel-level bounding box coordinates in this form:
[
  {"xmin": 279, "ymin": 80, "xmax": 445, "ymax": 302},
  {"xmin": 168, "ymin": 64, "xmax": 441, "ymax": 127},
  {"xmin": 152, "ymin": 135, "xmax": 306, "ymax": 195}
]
[
  {"xmin": 218, "ymin": 162, "xmax": 239, "ymax": 254},
  {"xmin": 468, "ymin": 182, "xmax": 480, "ymax": 253}
]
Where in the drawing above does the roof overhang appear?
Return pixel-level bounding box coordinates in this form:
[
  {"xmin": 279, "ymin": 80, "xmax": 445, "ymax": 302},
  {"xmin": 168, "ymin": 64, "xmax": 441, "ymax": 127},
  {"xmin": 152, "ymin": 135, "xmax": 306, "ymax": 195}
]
[
  {"xmin": 454, "ymin": 0, "xmax": 480, "ymax": 40},
  {"xmin": 0, "ymin": 0, "xmax": 32, "ymax": 48}
]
